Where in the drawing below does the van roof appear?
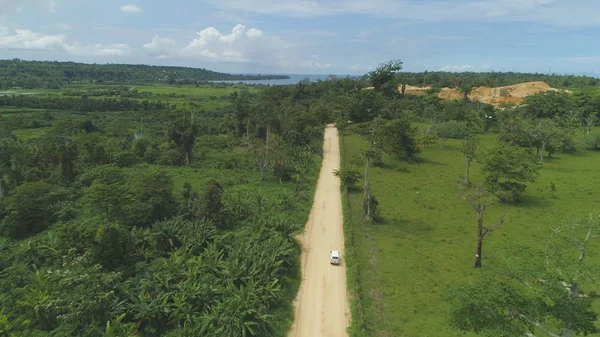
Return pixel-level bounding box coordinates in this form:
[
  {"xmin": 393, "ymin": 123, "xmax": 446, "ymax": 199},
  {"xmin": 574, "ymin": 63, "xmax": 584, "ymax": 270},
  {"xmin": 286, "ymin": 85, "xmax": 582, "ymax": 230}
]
[{"xmin": 331, "ymin": 250, "xmax": 340, "ymax": 257}]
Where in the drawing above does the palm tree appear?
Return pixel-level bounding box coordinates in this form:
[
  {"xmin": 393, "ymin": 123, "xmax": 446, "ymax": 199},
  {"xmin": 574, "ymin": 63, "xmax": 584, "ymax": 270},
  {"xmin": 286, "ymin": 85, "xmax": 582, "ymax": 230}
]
[{"xmin": 333, "ymin": 167, "xmax": 361, "ymax": 198}]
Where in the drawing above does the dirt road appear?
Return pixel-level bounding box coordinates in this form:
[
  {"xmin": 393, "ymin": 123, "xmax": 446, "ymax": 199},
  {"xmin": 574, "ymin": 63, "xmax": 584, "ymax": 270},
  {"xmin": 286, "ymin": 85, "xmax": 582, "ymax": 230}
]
[{"xmin": 288, "ymin": 124, "xmax": 350, "ymax": 337}]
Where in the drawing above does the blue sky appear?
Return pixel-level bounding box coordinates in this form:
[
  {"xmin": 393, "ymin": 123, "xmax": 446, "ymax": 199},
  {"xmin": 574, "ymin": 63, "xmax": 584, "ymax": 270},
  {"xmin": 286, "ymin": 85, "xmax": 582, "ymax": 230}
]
[{"xmin": 1, "ymin": 0, "xmax": 600, "ymax": 75}]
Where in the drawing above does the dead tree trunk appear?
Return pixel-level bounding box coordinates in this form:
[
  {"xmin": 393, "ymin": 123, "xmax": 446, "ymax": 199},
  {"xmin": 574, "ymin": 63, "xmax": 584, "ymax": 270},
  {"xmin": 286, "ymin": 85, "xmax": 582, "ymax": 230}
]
[
  {"xmin": 474, "ymin": 216, "xmax": 487, "ymax": 268},
  {"xmin": 540, "ymin": 140, "xmax": 547, "ymax": 164},
  {"xmin": 295, "ymin": 179, "xmax": 300, "ymax": 197},
  {"xmin": 246, "ymin": 117, "xmax": 250, "ymax": 139},
  {"xmin": 363, "ymin": 141, "xmax": 373, "ymax": 222},
  {"xmin": 259, "ymin": 126, "xmax": 270, "ymax": 182},
  {"xmin": 465, "ymin": 158, "xmax": 471, "ymax": 185},
  {"xmin": 463, "ymin": 186, "xmax": 503, "ymax": 269},
  {"xmin": 562, "ymin": 280, "xmax": 579, "ymax": 337}
]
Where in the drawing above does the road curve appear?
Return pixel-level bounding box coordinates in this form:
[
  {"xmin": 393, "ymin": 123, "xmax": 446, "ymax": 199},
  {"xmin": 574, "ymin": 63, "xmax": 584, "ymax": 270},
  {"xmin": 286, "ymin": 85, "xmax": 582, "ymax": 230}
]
[{"xmin": 288, "ymin": 124, "xmax": 350, "ymax": 337}]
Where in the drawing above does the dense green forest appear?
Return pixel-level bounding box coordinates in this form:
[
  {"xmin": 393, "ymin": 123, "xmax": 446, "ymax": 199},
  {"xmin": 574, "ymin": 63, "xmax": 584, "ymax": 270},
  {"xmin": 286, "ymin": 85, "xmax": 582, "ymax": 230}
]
[
  {"xmin": 0, "ymin": 76, "xmax": 351, "ymax": 336},
  {"xmin": 1, "ymin": 59, "xmax": 600, "ymax": 336},
  {"xmin": 0, "ymin": 59, "xmax": 290, "ymax": 89}
]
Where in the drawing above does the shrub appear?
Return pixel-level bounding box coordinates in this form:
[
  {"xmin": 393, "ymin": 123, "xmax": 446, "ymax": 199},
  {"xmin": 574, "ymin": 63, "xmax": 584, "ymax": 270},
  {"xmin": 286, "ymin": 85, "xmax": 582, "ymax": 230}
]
[
  {"xmin": 585, "ymin": 134, "xmax": 600, "ymax": 151},
  {"xmin": 481, "ymin": 144, "xmax": 539, "ymax": 203},
  {"xmin": 436, "ymin": 120, "xmax": 473, "ymax": 140},
  {"xmin": 363, "ymin": 195, "xmax": 380, "ymax": 222},
  {"xmin": 1, "ymin": 181, "xmax": 61, "ymax": 238},
  {"xmin": 426, "ymin": 87, "xmax": 441, "ymax": 95},
  {"xmin": 555, "ymin": 132, "xmax": 577, "ymax": 153}
]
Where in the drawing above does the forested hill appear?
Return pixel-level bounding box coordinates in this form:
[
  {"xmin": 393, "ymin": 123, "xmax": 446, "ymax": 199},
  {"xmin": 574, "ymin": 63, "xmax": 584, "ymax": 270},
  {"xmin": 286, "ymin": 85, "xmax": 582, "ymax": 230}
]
[
  {"xmin": 396, "ymin": 71, "xmax": 600, "ymax": 89},
  {"xmin": 0, "ymin": 59, "xmax": 290, "ymax": 89}
]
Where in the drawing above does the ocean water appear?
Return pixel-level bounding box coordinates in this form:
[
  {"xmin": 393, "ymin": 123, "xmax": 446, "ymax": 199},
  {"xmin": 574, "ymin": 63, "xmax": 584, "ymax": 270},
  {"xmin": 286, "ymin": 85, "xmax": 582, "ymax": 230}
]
[{"xmin": 210, "ymin": 74, "xmax": 356, "ymax": 86}]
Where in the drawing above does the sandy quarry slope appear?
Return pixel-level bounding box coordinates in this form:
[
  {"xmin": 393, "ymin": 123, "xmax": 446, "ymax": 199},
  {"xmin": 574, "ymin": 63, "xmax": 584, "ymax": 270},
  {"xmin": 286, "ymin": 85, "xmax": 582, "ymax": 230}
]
[
  {"xmin": 403, "ymin": 81, "xmax": 570, "ymax": 106},
  {"xmin": 468, "ymin": 81, "xmax": 571, "ymax": 105},
  {"xmin": 365, "ymin": 81, "xmax": 570, "ymax": 106},
  {"xmin": 288, "ymin": 124, "xmax": 350, "ymax": 337}
]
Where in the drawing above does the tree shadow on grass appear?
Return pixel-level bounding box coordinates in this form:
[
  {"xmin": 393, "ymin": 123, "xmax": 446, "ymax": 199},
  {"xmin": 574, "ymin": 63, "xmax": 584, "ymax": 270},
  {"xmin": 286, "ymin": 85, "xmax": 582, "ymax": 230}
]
[
  {"xmin": 513, "ymin": 194, "xmax": 552, "ymax": 209},
  {"xmin": 373, "ymin": 216, "xmax": 434, "ymax": 235},
  {"xmin": 556, "ymin": 150, "xmax": 594, "ymax": 158},
  {"xmin": 410, "ymin": 156, "xmax": 448, "ymax": 167},
  {"xmin": 348, "ymin": 185, "xmax": 363, "ymax": 193}
]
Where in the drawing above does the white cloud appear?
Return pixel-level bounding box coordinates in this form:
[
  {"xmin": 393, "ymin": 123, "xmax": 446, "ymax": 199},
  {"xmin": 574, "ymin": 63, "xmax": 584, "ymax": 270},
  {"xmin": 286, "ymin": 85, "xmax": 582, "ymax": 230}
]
[
  {"xmin": 441, "ymin": 64, "xmax": 472, "ymax": 72},
  {"xmin": 67, "ymin": 43, "xmax": 131, "ymax": 56},
  {"xmin": 200, "ymin": 0, "xmax": 600, "ymax": 26},
  {"xmin": 0, "ymin": 26, "xmax": 130, "ymax": 56},
  {"xmin": 142, "ymin": 24, "xmax": 333, "ymax": 72},
  {"xmin": 181, "ymin": 24, "xmax": 282, "ymax": 63},
  {"xmin": 143, "ymin": 35, "xmax": 176, "ymax": 53},
  {"xmin": 0, "ymin": 27, "xmax": 64, "ymax": 50},
  {"xmin": 350, "ymin": 65, "xmax": 361, "ymax": 71},
  {"xmin": 120, "ymin": 5, "xmax": 143, "ymax": 13},
  {"xmin": 298, "ymin": 54, "xmax": 331, "ymax": 70}
]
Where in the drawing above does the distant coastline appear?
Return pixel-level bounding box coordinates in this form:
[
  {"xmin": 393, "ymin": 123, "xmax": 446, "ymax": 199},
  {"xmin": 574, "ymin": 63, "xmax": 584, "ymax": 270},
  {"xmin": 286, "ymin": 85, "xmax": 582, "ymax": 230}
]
[
  {"xmin": 225, "ymin": 74, "xmax": 290, "ymax": 81},
  {"xmin": 209, "ymin": 74, "xmax": 358, "ymax": 85}
]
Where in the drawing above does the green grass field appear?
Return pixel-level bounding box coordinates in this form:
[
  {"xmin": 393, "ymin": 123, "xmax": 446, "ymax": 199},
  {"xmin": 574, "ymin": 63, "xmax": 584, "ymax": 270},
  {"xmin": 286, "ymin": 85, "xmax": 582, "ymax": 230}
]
[
  {"xmin": 136, "ymin": 83, "xmax": 259, "ymax": 96},
  {"xmin": 341, "ymin": 131, "xmax": 600, "ymax": 337},
  {"xmin": 139, "ymin": 84, "xmax": 259, "ymax": 109},
  {"xmin": 0, "ymin": 89, "xmax": 50, "ymax": 95},
  {"xmin": 10, "ymin": 127, "xmax": 50, "ymax": 140},
  {"xmin": 56, "ymin": 84, "xmax": 256, "ymax": 110}
]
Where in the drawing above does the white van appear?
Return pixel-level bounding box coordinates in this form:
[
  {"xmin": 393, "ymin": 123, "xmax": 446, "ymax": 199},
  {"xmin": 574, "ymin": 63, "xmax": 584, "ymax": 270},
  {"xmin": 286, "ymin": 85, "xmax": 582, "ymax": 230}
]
[{"xmin": 330, "ymin": 250, "xmax": 341, "ymax": 265}]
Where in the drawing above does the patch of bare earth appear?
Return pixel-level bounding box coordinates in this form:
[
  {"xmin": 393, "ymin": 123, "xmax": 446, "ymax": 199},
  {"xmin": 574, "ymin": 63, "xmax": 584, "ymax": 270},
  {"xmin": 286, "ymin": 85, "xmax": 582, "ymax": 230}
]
[{"xmin": 366, "ymin": 81, "xmax": 569, "ymax": 107}]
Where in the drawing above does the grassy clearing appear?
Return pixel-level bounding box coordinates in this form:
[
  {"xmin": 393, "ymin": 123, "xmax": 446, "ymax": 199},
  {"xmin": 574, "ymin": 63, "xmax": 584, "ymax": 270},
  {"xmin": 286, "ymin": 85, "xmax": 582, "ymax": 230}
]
[
  {"xmin": 11, "ymin": 127, "xmax": 50, "ymax": 140},
  {"xmin": 139, "ymin": 84, "xmax": 258, "ymax": 110},
  {"xmin": 342, "ymin": 131, "xmax": 600, "ymax": 337},
  {"xmin": 50, "ymin": 84, "xmax": 253, "ymax": 110},
  {"xmin": 137, "ymin": 84, "xmax": 259, "ymax": 97},
  {"xmin": 0, "ymin": 89, "xmax": 51, "ymax": 95},
  {"xmin": 60, "ymin": 84, "xmax": 257, "ymax": 100},
  {"xmin": 0, "ymin": 108, "xmax": 48, "ymax": 115}
]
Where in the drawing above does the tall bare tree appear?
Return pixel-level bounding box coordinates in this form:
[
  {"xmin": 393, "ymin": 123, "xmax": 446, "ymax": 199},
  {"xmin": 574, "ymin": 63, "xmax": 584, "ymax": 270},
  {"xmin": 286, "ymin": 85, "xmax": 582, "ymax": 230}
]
[
  {"xmin": 349, "ymin": 119, "xmax": 385, "ymax": 222},
  {"xmin": 460, "ymin": 183, "xmax": 504, "ymax": 268},
  {"xmin": 532, "ymin": 119, "xmax": 560, "ymax": 164},
  {"xmin": 460, "ymin": 135, "xmax": 479, "ymax": 185},
  {"xmin": 363, "ymin": 139, "xmax": 378, "ymax": 222},
  {"xmin": 247, "ymin": 129, "xmax": 281, "ymax": 182}
]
